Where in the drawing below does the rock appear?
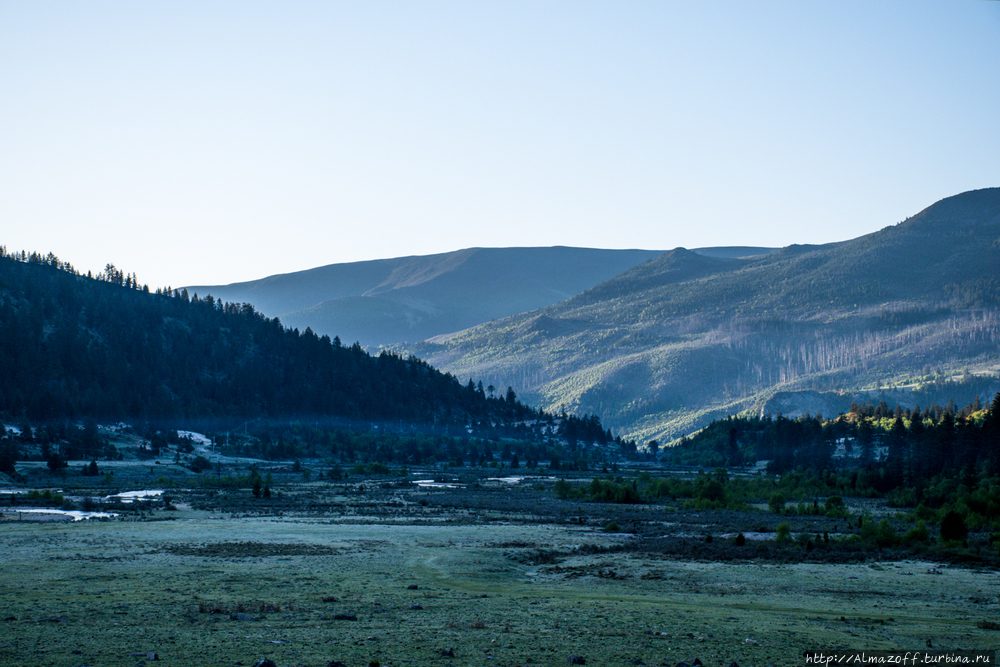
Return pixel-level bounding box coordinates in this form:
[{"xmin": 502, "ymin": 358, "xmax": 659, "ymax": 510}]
[
  {"xmin": 407, "ymin": 584, "xmax": 419, "ymax": 590},
  {"xmin": 688, "ymin": 659, "xmax": 703, "ymax": 666},
  {"xmin": 146, "ymin": 652, "xmax": 159, "ymax": 661},
  {"xmin": 409, "ymin": 604, "xmax": 423, "ymax": 610},
  {"xmin": 440, "ymin": 648, "xmax": 455, "ymax": 657},
  {"xmin": 252, "ymin": 660, "xmax": 277, "ymax": 667},
  {"xmin": 568, "ymin": 657, "xmax": 586, "ymax": 665},
  {"xmin": 333, "ymin": 613, "xmax": 358, "ymax": 621}
]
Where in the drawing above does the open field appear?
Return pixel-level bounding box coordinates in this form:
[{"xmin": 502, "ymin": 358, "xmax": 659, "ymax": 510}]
[{"xmin": 1, "ymin": 469, "xmax": 998, "ymax": 667}]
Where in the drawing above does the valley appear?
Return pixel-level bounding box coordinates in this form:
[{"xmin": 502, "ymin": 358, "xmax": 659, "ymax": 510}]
[
  {"xmin": 2, "ymin": 460, "xmax": 998, "ymax": 667},
  {"xmin": 3, "ymin": 187, "xmax": 1000, "ymax": 666}
]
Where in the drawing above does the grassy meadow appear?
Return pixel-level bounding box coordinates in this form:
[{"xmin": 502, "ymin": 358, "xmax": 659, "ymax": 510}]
[{"xmin": 2, "ymin": 471, "xmax": 998, "ymax": 667}]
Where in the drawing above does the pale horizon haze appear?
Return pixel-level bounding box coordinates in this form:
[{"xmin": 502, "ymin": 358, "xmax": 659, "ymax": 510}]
[{"xmin": 2, "ymin": 1, "xmax": 998, "ymax": 289}]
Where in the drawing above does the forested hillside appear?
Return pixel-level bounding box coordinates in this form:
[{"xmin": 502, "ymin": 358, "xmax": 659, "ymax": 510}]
[
  {"xmin": 0, "ymin": 249, "xmax": 613, "ymax": 451},
  {"xmin": 405, "ymin": 188, "xmax": 1000, "ymax": 442}
]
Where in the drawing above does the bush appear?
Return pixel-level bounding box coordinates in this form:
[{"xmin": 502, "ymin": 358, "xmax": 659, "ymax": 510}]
[
  {"xmin": 769, "ymin": 492, "xmax": 786, "ymax": 514},
  {"xmin": 940, "ymin": 510, "xmax": 969, "ymax": 543},
  {"xmin": 696, "ymin": 479, "xmax": 726, "ymax": 503},
  {"xmin": 904, "ymin": 520, "xmax": 930, "ymax": 543},
  {"xmin": 190, "ymin": 455, "xmax": 213, "ymax": 472},
  {"xmin": 775, "ymin": 521, "xmax": 792, "ymax": 542},
  {"xmin": 47, "ymin": 452, "xmax": 67, "ymax": 473},
  {"xmin": 554, "ymin": 478, "xmax": 574, "ymax": 499},
  {"xmin": 863, "ymin": 518, "xmax": 898, "ymax": 548}
]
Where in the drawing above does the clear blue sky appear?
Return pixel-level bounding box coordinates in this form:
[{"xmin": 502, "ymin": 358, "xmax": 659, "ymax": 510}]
[{"xmin": 2, "ymin": 1, "xmax": 998, "ymax": 288}]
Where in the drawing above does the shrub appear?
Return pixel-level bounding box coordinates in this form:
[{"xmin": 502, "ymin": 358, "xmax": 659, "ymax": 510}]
[
  {"xmin": 734, "ymin": 532, "xmax": 746, "ymax": 546},
  {"xmin": 775, "ymin": 521, "xmax": 792, "ymax": 542},
  {"xmin": 769, "ymin": 492, "xmax": 786, "ymax": 514},
  {"xmin": 553, "ymin": 479, "xmax": 575, "ymax": 499},
  {"xmin": 696, "ymin": 479, "xmax": 725, "ymax": 503},
  {"xmin": 940, "ymin": 510, "xmax": 969, "ymax": 543},
  {"xmin": 870, "ymin": 518, "xmax": 898, "ymax": 548},
  {"xmin": 903, "ymin": 520, "xmax": 930, "ymax": 543},
  {"xmin": 190, "ymin": 455, "xmax": 212, "ymax": 472}
]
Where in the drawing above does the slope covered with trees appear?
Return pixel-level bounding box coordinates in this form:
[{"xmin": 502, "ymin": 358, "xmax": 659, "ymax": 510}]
[
  {"xmin": 0, "ymin": 249, "xmax": 616, "ymax": 454},
  {"xmin": 404, "ymin": 188, "xmax": 1000, "ymax": 442}
]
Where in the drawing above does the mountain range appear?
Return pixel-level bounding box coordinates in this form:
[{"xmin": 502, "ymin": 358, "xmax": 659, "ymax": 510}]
[
  {"xmin": 184, "ymin": 188, "xmax": 1000, "ymax": 444},
  {"xmin": 185, "ymin": 247, "xmax": 675, "ymax": 348},
  {"xmin": 399, "ymin": 188, "xmax": 1000, "ymax": 442}
]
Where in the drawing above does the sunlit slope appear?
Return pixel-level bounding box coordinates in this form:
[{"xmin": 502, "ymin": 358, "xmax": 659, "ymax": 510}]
[{"xmin": 405, "ymin": 188, "xmax": 1000, "ymax": 442}]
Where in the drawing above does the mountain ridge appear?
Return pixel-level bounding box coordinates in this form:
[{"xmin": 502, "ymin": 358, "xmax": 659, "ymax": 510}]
[
  {"xmin": 401, "ymin": 188, "xmax": 1000, "ymax": 443},
  {"xmin": 185, "ymin": 246, "xmax": 674, "ymax": 347}
]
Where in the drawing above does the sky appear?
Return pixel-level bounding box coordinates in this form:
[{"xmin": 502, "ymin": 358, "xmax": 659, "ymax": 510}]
[{"xmin": 2, "ymin": 1, "xmax": 998, "ymax": 289}]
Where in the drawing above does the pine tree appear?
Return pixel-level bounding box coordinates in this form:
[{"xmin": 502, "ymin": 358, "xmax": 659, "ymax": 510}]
[
  {"xmin": 909, "ymin": 407, "xmax": 927, "ymax": 480},
  {"xmin": 886, "ymin": 416, "xmax": 908, "ymax": 486},
  {"xmin": 987, "ymin": 393, "xmax": 1000, "ymax": 476}
]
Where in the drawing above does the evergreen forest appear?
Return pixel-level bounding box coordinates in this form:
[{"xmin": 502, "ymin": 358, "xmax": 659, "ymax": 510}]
[{"xmin": 0, "ymin": 249, "xmax": 621, "ymax": 468}]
